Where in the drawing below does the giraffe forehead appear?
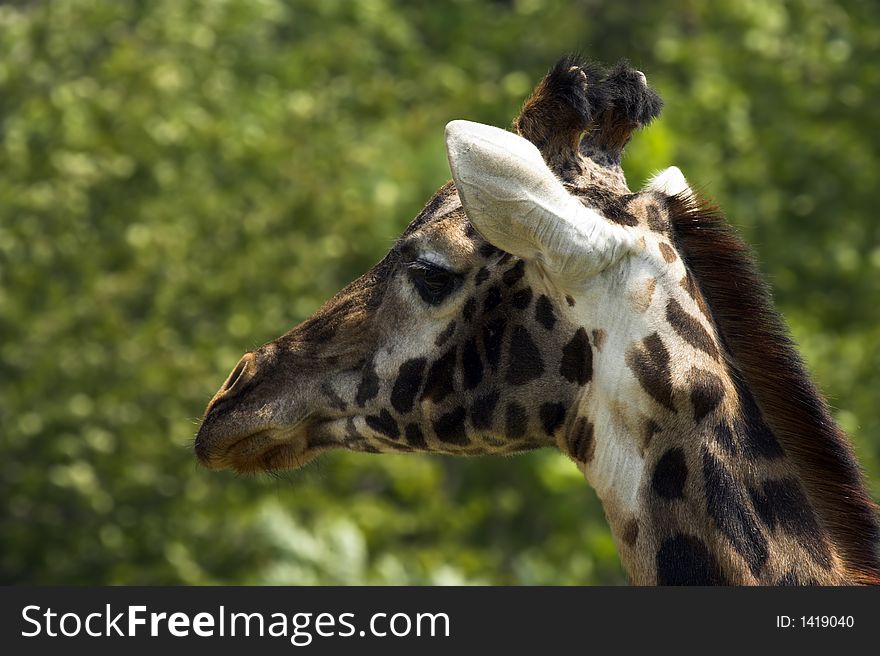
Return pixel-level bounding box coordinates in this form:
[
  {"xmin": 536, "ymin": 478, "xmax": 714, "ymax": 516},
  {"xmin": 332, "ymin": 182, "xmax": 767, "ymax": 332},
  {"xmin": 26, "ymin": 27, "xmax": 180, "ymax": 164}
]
[{"xmin": 400, "ymin": 208, "xmax": 484, "ymax": 267}]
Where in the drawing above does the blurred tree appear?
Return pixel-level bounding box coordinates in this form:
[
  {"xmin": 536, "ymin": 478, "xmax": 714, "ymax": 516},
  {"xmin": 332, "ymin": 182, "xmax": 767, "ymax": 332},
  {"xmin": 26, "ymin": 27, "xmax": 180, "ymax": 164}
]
[{"xmin": 1, "ymin": 0, "xmax": 877, "ymax": 584}]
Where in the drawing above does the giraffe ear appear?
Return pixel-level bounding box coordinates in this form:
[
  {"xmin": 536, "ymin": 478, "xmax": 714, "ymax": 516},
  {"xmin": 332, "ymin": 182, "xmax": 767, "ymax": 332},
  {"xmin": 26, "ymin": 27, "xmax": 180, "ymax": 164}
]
[{"xmin": 445, "ymin": 119, "xmax": 634, "ymax": 282}]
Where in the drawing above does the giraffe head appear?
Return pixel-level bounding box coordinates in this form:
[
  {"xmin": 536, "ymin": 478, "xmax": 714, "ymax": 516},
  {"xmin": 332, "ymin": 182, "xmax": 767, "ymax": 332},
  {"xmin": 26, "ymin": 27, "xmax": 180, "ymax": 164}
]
[
  {"xmin": 195, "ymin": 57, "xmax": 880, "ymax": 585},
  {"xmin": 194, "ymin": 58, "xmax": 664, "ymax": 473}
]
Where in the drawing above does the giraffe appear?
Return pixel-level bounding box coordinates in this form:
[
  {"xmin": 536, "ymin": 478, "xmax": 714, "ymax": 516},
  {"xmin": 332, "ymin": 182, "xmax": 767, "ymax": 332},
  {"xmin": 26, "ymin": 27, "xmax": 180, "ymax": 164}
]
[{"xmin": 195, "ymin": 58, "xmax": 880, "ymax": 585}]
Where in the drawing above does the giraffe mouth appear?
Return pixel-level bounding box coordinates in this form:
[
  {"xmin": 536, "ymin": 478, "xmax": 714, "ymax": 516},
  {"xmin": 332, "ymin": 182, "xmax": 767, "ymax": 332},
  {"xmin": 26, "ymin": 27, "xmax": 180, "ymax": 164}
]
[
  {"xmin": 197, "ymin": 418, "xmax": 333, "ymax": 474},
  {"xmin": 224, "ymin": 428, "xmax": 310, "ymax": 473}
]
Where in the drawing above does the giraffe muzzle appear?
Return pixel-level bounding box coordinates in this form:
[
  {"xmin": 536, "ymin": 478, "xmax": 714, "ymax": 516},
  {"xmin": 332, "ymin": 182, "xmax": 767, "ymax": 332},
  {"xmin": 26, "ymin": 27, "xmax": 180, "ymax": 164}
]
[{"xmin": 194, "ymin": 343, "xmax": 331, "ymax": 472}]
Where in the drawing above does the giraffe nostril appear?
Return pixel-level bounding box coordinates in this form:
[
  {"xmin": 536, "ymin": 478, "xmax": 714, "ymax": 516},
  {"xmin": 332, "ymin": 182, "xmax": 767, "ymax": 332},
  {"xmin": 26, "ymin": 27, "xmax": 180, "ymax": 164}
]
[{"xmin": 219, "ymin": 352, "xmax": 256, "ymax": 399}]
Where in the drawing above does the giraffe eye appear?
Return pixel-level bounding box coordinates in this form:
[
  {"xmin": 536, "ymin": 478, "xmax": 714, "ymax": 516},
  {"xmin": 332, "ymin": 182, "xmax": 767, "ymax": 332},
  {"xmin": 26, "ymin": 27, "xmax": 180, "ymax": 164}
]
[{"xmin": 407, "ymin": 260, "xmax": 460, "ymax": 305}]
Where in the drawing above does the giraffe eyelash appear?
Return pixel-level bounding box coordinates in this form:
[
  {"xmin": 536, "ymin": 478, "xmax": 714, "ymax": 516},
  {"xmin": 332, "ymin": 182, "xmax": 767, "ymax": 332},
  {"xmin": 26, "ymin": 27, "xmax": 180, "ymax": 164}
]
[{"xmin": 407, "ymin": 260, "xmax": 462, "ymax": 306}]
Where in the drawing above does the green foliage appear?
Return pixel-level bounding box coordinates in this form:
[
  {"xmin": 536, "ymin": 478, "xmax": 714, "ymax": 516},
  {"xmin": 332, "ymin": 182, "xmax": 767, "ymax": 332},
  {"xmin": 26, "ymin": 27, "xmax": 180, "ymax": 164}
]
[{"xmin": 1, "ymin": 0, "xmax": 877, "ymax": 584}]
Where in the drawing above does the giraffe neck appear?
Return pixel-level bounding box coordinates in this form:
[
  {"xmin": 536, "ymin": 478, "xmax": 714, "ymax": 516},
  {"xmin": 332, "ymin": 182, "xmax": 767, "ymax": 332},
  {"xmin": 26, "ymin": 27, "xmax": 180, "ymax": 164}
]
[
  {"xmin": 564, "ymin": 150, "xmax": 630, "ymax": 195},
  {"xmin": 574, "ymin": 339, "xmax": 852, "ymax": 585},
  {"xmin": 581, "ymin": 147, "xmax": 629, "ymax": 191},
  {"xmin": 557, "ymin": 270, "xmax": 850, "ymax": 585},
  {"xmin": 599, "ymin": 410, "xmax": 846, "ymax": 585}
]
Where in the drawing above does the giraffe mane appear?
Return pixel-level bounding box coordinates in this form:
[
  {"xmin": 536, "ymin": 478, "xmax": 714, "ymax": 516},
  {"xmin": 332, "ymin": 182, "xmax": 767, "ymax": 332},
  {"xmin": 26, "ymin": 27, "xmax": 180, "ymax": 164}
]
[{"xmin": 668, "ymin": 192, "xmax": 880, "ymax": 585}]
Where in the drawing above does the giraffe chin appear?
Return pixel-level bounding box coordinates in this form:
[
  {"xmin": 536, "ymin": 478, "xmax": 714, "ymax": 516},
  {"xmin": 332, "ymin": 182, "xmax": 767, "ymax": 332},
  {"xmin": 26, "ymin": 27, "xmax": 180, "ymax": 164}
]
[{"xmin": 202, "ymin": 423, "xmax": 328, "ymax": 474}]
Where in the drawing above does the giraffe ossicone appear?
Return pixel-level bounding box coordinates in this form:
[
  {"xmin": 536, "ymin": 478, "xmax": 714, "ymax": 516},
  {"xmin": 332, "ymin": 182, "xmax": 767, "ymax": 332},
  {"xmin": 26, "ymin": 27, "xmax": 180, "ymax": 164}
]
[{"xmin": 195, "ymin": 57, "xmax": 880, "ymax": 586}]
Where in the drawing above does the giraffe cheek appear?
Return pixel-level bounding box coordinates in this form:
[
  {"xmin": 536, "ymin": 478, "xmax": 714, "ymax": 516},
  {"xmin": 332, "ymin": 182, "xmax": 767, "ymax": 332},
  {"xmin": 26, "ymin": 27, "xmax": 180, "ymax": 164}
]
[
  {"xmin": 390, "ymin": 357, "xmax": 427, "ymax": 414},
  {"xmin": 469, "ymin": 391, "xmax": 499, "ymax": 432},
  {"xmin": 430, "ymin": 407, "xmax": 469, "ymax": 446}
]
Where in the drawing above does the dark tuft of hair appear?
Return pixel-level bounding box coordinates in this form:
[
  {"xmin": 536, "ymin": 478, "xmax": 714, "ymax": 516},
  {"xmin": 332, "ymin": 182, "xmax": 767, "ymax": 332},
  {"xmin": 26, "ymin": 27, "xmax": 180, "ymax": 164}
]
[
  {"xmin": 580, "ymin": 58, "xmax": 663, "ymax": 155},
  {"xmin": 515, "ymin": 54, "xmax": 663, "ymax": 175},
  {"xmin": 514, "ymin": 54, "xmax": 603, "ymax": 162},
  {"xmin": 541, "ymin": 54, "xmax": 606, "ymax": 130},
  {"xmin": 590, "ymin": 59, "xmax": 663, "ymax": 127}
]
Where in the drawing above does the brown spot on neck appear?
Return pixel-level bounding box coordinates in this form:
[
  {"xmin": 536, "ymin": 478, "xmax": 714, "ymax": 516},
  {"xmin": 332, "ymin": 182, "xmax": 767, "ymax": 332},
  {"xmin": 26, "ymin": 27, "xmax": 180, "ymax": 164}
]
[
  {"xmin": 566, "ymin": 416, "xmax": 595, "ymax": 464},
  {"xmin": 666, "ymin": 297, "xmax": 720, "ymax": 361},
  {"xmin": 646, "ymin": 201, "xmax": 668, "ymax": 234},
  {"xmin": 628, "ymin": 276, "xmax": 656, "ymax": 313},
  {"xmin": 658, "ymin": 241, "xmax": 677, "ymax": 263},
  {"xmin": 626, "ymin": 333, "xmax": 676, "ymax": 413},
  {"xmin": 591, "ymin": 328, "xmax": 607, "ymax": 351},
  {"xmin": 622, "ymin": 518, "xmax": 640, "ymax": 547},
  {"xmin": 680, "ymin": 272, "xmax": 712, "ymax": 320}
]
